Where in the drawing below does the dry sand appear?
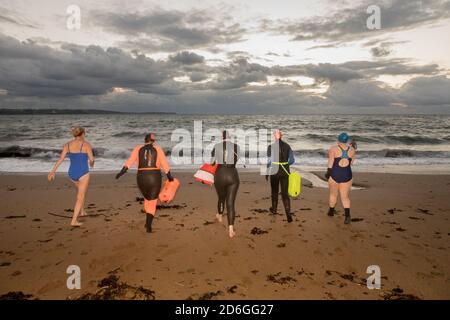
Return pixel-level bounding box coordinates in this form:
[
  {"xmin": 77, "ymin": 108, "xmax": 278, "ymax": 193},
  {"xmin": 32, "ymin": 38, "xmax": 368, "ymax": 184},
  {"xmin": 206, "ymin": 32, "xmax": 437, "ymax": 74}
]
[{"xmin": 0, "ymin": 171, "xmax": 449, "ymax": 300}]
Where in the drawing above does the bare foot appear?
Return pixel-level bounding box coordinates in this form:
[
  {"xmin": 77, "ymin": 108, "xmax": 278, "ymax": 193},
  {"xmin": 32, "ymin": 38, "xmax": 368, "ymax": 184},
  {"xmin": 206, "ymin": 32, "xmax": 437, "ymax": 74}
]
[
  {"xmin": 216, "ymin": 213, "xmax": 223, "ymax": 223},
  {"xmin": 70, "ymin": 221, "xmax": 83, "ymax": 227},
  {"xmin": 228, "ymin": 227, "xmax": 236, "ymax": 238},
  {"xmin": 80, "ymin": 211, "xmax": 87, "ymax": 217}
]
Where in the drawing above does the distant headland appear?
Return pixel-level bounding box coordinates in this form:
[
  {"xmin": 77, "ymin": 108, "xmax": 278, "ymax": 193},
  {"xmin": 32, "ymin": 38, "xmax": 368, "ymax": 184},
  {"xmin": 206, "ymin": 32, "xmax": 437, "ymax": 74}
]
[{"xmin": 0, "ymin": 109, "xmax": 176, "ymax": 115}]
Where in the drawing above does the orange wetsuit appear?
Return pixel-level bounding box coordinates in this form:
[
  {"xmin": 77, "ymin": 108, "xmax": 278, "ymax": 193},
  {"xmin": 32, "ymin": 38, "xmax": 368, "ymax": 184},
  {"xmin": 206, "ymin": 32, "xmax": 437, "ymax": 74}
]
[{"xmin": 124, "ymin": 143, "xmax": 170, "ymax": 216}]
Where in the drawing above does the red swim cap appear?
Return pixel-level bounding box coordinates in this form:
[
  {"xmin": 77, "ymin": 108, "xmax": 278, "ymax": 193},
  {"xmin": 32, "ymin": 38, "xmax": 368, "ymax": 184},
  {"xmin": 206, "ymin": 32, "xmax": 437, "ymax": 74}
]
[{"xmin": 145, "ymin": 132, "xmax": 155, "ymax": 142}]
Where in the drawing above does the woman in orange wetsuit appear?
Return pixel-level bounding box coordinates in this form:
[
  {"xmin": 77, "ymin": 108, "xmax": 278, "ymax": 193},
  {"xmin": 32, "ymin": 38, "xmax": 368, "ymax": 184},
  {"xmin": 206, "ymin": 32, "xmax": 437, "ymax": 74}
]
[{"xmin": 115, "ymin": 133, "xmax": 174, "ymax": 233}]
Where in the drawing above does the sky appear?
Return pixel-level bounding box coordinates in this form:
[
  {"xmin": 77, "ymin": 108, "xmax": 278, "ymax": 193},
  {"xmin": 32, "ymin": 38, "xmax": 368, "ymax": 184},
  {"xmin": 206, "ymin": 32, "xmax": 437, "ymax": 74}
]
[{"xmin": 0, "ymin": 0, "xmax": 449, "ymax": 114}]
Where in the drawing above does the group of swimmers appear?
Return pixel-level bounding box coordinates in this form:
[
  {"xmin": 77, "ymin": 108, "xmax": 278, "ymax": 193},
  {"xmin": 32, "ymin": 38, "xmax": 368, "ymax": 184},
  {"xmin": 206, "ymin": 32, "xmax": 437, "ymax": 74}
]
[{"xmin": 48, "ymin": 126, "xmax": 357, "ymax": 238}]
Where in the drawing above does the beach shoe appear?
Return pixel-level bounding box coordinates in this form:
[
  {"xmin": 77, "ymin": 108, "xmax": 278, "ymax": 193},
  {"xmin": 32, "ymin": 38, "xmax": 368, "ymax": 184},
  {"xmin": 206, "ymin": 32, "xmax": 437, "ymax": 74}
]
[
  {"xmin": 328, "ymin": 208, "xmax": 335, "ymax": 217},
  {"xmin": 286, "ymin": 213, "xmax": 293, "ymax": 223},
  {"xmin": 344, "ymin": 214, "xmax": 351, "ymax": 224}
]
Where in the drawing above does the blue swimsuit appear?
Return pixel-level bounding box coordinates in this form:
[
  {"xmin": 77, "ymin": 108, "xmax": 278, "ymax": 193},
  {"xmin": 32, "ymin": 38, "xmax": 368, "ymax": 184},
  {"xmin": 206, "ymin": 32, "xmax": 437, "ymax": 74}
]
[
  {"xmin": 330, "ymin": 146, "xmax": 352, "ymax": 183},
  {"xmin": 67, "ymin": 142, "xmax": 89, "ymax": 181}
]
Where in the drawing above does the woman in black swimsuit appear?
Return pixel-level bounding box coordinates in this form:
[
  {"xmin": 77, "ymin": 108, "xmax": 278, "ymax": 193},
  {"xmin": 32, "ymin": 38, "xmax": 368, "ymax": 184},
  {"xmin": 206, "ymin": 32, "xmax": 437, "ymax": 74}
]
[{"xmin": 325, "ymin": 133, "xmax": 356, "ymax": 224}]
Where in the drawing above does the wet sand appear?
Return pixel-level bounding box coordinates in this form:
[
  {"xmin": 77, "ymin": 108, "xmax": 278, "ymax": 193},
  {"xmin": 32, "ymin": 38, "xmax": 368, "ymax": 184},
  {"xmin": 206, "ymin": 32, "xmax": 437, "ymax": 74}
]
[{"xmin": 0, "ymin": 171, "xmax": 449, "ymax": 300}]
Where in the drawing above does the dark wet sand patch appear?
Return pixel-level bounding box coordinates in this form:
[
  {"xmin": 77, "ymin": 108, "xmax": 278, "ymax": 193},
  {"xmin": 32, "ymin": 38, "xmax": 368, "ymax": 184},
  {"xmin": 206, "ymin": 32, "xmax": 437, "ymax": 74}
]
[
  {"xmin": 251, "ymin": 227, "xmax": 268, "ymax": 235},
  {"xmin": 227, "ymin": 285, "xmax": 238, "ymax": 294},
  {"xmin": 252, "ymin": 208, "xmax": 269, "ymax": 214},
  {"xmin": 188, "ymin": 290, "xmax": 223, "ymax": 300},
  {"xmin": 266, "ymin": 272, "xmax": 296, "ymax": 285},
  {"xmin": 5, "ymin": 215, "xmax": 26, "ymax": 219},
  {"xmin": 417, "ymin": 208, "xmax": 433, "ymax": 216},
  {"xmin": 382, "ymin": 287, "xmax": 421, "ymax": 300},
  {"xmin": 0, "ymin": 291, "xmax": 34, "ymax": 300},
  {"xmin": 387, "ymin": 208, "xmax": 402, "ymax": 214},
  {"xmin": 76, "ymin": 270, "xmax": 155, "ymax": 300}
]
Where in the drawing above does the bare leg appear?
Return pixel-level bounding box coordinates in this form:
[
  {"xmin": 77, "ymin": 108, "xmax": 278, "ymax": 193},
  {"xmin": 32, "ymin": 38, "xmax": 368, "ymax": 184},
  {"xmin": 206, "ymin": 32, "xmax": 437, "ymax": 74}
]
[
  {"xmin": 71, "ymin": 174, "xmax": 90, "ymax": 226},
  {"xmin": 228, "ymin": 225, "xmax": 236, "ymax": 238},
  {"xmin": 339, "ymin": 179, "xmax": 352, "ymax": 224},
  {"xmin": 339, "ymin": 179, "xmax": 352, "ymax": 209},
  {"xmin": 80, "ymin": 197, "xmax": 87, "ymax": 216},
  {"xmin": 328, "ymin": 177, "xmax": 339, "ymax": 208}
]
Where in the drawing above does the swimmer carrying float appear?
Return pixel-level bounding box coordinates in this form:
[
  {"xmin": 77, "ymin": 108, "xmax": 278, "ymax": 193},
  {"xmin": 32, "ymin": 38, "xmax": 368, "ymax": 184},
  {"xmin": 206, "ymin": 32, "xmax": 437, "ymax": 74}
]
[
  {"xmin": 194, "ymin": 163, "xmax": 218, "ymax": 185},
  {"xmin": 159, "ymin": 178, "xmax": 180, "ymax": 203},
  {"xmin": 273, "ymin": 162, "xmax": 301, "ymax": 197}
]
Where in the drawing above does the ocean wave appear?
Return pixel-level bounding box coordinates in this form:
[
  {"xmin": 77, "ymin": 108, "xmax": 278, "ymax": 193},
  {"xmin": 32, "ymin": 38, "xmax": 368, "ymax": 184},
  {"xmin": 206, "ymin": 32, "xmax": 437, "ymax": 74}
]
[
  {"xmin": 111, "ymin": 131, "xmax": 147, "ymax": 138},
  {"xmin": 1, "ymin": 145, "xmax": 450, "ymax": 161},
  {"xmin": 0, "ymin": 146, "xmax": 60, "ymax": 158},
  {"xmin": 382, "ymin": 135, "xmax": 445, "ymax": 145},
  {"xmin": 293, "ymin": 149, "xmax": 450, "ymax": 159}
]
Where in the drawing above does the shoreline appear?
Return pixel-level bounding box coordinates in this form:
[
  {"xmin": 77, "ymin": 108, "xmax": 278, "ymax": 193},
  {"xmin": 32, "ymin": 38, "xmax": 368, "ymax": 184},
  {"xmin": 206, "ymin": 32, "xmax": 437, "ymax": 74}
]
[{"xmin": 2, "ymin": 163, "xmax": 450, "ymax": 175}]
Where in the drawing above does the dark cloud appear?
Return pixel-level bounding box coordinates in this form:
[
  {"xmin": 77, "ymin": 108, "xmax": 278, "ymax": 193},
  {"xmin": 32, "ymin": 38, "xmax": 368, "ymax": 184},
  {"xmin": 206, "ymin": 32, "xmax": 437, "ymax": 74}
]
[
  {"xmin": 208, "ymin": 58, "xmax": 270, "ymax": 90},
  {"xmin": 399, "ymin": 75, "xmax": 450, "ymax": 105},
  {"xmin": 93, "ymin": 9, "xmax": 245, "ymax": 52},
  {"xmin": 169, "ymin": 51, "xmax": 205, "ymax": 64},
  {"xmin": 0, "ymin": 33, "xmax": 448, "ymax": 113},
  {"xmin": 0, "ymin": 34, "xmax": 172, "ymax": 97},
  {"xmin": 263, "ymin": 0, "xmax": 450, "ymax": 44},
  {"xmin": 324, "ymin": 75, "xmax": 450, "ymax": 107},
  {"xmin": 371, "ymin": 45, "xmax": 391, "ymax": 57},
  {"xmin": 325, "ymin": 79, "xmax": 396, "ymax": 106},
  {"xmin": 338, "ymin": 59, "xmax": 440, "ymax": 76}
]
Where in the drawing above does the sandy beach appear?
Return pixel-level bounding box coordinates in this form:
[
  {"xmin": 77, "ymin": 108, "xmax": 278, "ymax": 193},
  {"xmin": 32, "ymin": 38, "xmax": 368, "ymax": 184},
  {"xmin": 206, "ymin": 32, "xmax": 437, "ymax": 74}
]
[{"xmin": 0, "ymin": 171, "xmax": 449, "ymax": 300}]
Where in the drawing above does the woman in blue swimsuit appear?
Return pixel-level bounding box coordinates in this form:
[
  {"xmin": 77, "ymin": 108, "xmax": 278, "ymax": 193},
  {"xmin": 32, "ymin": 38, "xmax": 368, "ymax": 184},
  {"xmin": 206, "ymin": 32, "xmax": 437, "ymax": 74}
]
[
  {"xmin": 48, "ymin": 127, "xmax": 95, "ymax": 227},
  {"xmin": 325, "ymin": 133, "xmax": 356, "ymax": 224}
]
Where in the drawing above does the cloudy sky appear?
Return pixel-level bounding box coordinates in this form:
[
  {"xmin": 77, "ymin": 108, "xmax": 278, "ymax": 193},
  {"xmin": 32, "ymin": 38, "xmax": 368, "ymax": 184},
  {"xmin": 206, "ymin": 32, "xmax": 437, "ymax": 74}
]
[{"xmin": 0, "ymin": 0, "xmax": 450, "ymax": 114}]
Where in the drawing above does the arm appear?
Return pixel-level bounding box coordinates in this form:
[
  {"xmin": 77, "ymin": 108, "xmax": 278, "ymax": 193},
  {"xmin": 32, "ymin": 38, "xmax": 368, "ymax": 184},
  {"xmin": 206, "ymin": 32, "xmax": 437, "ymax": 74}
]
[
  {"xmin": 156, "ymin": 146, "xmax": 170, "ymax": 174},
  {"xmin": 288, "ymin": 148, "xmax": 295, "ymax": 165},
  {"xmin": 86, "ymin": 142, "xmax": 95, "ymax": 168},
  {"xmin": 325, "ymin": 147, "xmax": 334, "ymax": 179},
  {"xmin": 210, "ymin": 145, "xmax": 216, "ymax": 165},
  {"xmin": 350, "ymin": 148, "xmax": 356, "ymax": 165},
  {"xmin": 116, "ymin": 145, "xmax": 140, "ymax": 179},
  {"xmin": 124, "ymin": 145, "xmax": 141, "ymax": 169},
  {"xmin": 48, "ymin": 144, "xmax": 68, "ymax": 181},
  {"xmin": 265, "ymin": 145, "xmax": 272, "ymax": 180},
  {"xmin": 266, "ymin": 145, "xmax": 272, "ymax": 168}
]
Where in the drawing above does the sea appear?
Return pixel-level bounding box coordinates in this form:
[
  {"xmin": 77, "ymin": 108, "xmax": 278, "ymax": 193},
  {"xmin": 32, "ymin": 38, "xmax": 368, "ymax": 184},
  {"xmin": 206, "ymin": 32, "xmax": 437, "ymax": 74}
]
[{"xmin": 1, "ymin": 114, "xmax": 450, "ymax": 174}]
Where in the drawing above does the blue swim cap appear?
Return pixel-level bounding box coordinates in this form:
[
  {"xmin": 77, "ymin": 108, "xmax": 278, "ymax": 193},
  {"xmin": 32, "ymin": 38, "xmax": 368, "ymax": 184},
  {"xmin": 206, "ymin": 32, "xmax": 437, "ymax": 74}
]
[{"xmin": 338, "ymin": 132, "xmax": 349, "ymax": 143}]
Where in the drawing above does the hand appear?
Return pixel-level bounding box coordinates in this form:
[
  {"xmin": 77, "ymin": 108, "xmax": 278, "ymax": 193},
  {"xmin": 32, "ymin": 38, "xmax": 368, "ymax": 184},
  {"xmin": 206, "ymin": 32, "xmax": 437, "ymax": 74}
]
[
  {"xmin": 115, "ymin": 166, "xmax": 128, "ymax": 179},
  {"xmin": 166, "ymin": 171, "xmax": 174, "ymax": 182},
  {"xmin": 48, "ymin": 171, "xmax": 55, "ymax": 182},
  {"xmin": 350, "ymin": 140, "xmax": 357, "ymax": 150},
  {"xmin": 89, "ymin": 160, "xmax": 95, "ymax": 168},
  {"xmin": 325, "ymin": 168, "xmax": 331, "ymax": 180}
]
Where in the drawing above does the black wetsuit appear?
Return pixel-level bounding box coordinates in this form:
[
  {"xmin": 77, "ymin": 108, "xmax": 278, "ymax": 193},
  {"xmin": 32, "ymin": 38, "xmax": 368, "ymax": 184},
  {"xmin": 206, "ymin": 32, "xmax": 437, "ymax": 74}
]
[
  {"xmin": 267, "ymin": 139, "xmax": 294, "ymax": 217},
  {"xmin": 136, "ymin": 144, "xmax": 162, "ymax": 200},
  {"xmin": 212, "ymin": 141, "xmax": 240, "ymax": 226}
]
